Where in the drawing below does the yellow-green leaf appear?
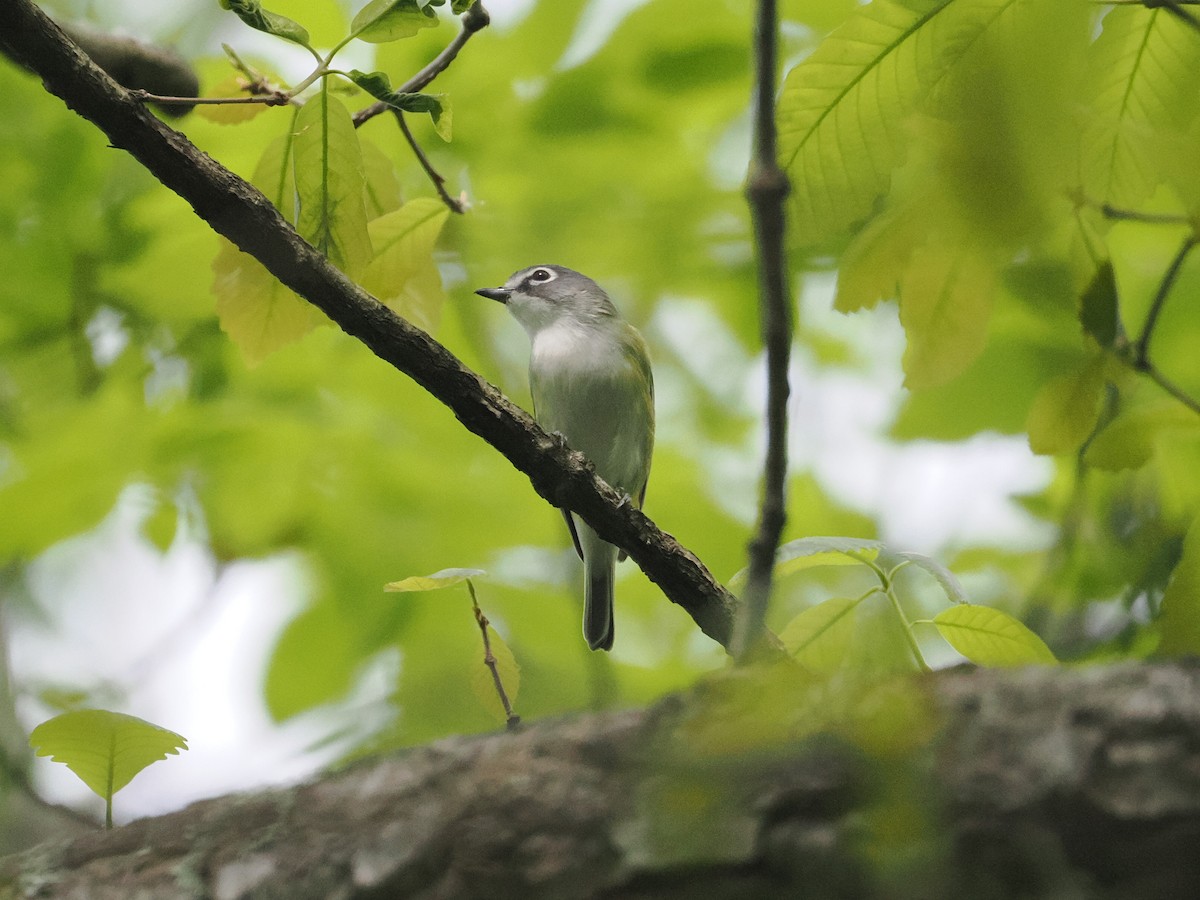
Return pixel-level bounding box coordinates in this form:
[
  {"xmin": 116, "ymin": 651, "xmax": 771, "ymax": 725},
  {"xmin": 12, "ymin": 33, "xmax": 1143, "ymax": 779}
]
[
  {"xmin": 352, "ymin": 0, "xmax": 439, "ymax": 43},
  {"xmin": 834, "ymin": 201, "xmax": 923, "ymax": 313},
  {"xmin": 470, "ymin": 625, "xmax": 520, "ymax": 723},
  {"xmin": 360, "ymin": 137, "xmax": 403, "ymax": 219},
  {"xmin": 898, "ymin": 243, "xmax": 998, "ymax": 390},
  {"xmin": 894, "ymin": 551, "xmax": 967, "ymax": 604},
  {"xmin": 213, "ymin": 239, "xmax": 322, "ymax": 366},
  {"xmin": 195, "ymin": 75, "xmax": 269, "ymax": 125},
  {"xmin": 292, "ymin": 88, "xmax": 372, "ymax": 278},
  {"xmin": 1081, "ymin": 7, "xmax": 1200, "ymax": 209},
  {"xmin": 933, "ymin": 605, "xmax": 1056, "ymax": 666},
  {"xmin": 385, "ymin": 567, "xmax": 486, "ymax": 592},
  {"xmin": 29, "ymin": 710, "xmax": 187, "ymax": 801},
  {"xmin": 780, "ymin": 596, "xmax": 860, "ymax": 673},
  {"xmin": 1084, "ymin": 402, "xmax": 1198, "ymax": 471},
  {"xmin": 1026, "ymin": 357, "xmax": 1105, "ymax": 456},
  {"xmin": 1160, "ymin": 514, "xmax": 1200, "ymax": 656},
  {"xmin": 729, "ymin": 536, "xmax": 882, "ymax": 587},
  {"xmin": 361, "ymin": 198, "xmax": 450, "ymax": 332}
]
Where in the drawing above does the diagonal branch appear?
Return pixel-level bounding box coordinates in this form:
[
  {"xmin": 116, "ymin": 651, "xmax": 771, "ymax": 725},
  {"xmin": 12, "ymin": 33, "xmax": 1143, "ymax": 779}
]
[
  {"xmin": 0, "ymin": 0, "xmax": 740, "ymax": 651},
  {"xmin": 734, "ymin": 0, "xmax": 794, "ymax": 661}
]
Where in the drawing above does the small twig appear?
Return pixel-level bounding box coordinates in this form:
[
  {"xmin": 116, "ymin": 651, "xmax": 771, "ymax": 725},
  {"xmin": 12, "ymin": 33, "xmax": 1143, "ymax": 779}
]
[
  {"xmin": 1139, "ymin": 359, "xmax": 1200, "ymax": 415},
  {"xmin": 734, "ymin": 0, "xmax": 793, "ymax": 662},
  {"xmin": 395, "ymin": 110, "xmax": 466, "ymax": 213},
  {"xmin": 1100, "ymin": 203, "xmax": 1191, "ymax": 226},
  {"xmin": 467, "ymin": 579, "xmax": 520, "ymax": 730},
  {"xmin": 1133, "ymin": 233, "xmax": 1196, "ymax": 368},
  {"xmin": 353, "ymin": 2, "xmax": 491, "ymax": 128},
  {"xmin": 129, "ymin": 90, "xmax": 291, "ymax": 108}
]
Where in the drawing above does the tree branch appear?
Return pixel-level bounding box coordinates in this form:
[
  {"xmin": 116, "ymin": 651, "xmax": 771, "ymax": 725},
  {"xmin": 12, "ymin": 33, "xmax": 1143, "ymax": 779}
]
[
  {"xmin": 735, "ymin": 0, "xmax": 793, "ymax": 661},
  {"xmin": 0, "ymin": 0, "xmax": 739, "ymax": 651}
]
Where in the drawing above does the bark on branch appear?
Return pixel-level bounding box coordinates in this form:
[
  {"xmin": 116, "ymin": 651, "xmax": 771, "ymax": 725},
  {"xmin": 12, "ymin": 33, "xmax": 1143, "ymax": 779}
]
[
  {"xmin": 5, "ymin": 663, "xmax": 1200, "ymax": 898},
  {"xmin": 0, "ymin": 0, "xmax": 739, "ymax": 650}
]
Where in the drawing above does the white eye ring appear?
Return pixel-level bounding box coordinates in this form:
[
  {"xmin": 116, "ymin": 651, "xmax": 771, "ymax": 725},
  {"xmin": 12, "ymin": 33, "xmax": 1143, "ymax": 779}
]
[{"xmin": 529, "ymin": 268, "xmax": 556, "ymax": 284}]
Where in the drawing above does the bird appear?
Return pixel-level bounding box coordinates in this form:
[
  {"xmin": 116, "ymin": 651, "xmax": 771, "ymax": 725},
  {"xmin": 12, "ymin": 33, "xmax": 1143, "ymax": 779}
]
[{"xmin": 476, "ymin": 265, "xmax": 655, "ymax": 651}]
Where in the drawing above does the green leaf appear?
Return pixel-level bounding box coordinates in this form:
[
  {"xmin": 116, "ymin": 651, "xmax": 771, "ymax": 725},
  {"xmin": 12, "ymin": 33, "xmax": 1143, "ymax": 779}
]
[
  {"xmin": 834, "ymin": 200, "xmax": 922, "ymax": 313},
  {"xmin": 894, "ymin": 551, "xmax": 967, "ymax": 604},
  {"xmin": 933, "ymin": 605, "xmax": 1056, "ymax": 666},
  {"xmin": 29, "ymin": 710, "xmax": 187, "ymax": 801},
  {"xmin": 348, "ymin": 72, "xmax": 452, "ymax": 141},
  {"xmin": 292, "ymin": 87, "xmax": 373, "ymax": 277},
  {"xmin": 222, "ymin": 0, "xmax": 312, "ymax": 47},
  {"xmin": 351, "ymin": 0, "xmax": 439, "ymax": 43},
  {"xmin": 1078, "ymin": 261, "xmax": 1120, "ymax": 349},
  {"xmin": 1160, "ymin": 514, "xmax": 1200, "ymax": 656},
  {"xmin": 451, "ymin": 0, "xmax": 474, "ymax": 12},
  {"xmin": 1081, "ymin": 7, "xmax": 1200, "ymax": 209},
  {"xmin": 385, "ymin": 567, "xmax": 486, "ymax": 592},
  {"xmin": 469, "ymin": 625, "xmax": 521, "ymax": 722},
  {"xmin": 361, "ymin": 198, "xmax": 450, "ymax": 331},
  {"xmin": 1026, "ymin": 357, "xmax": 1105, "ymax": 456},
  {"xmin": 779, "ymin": 596, "xmax": 860, "ymax": 673},
  {"xmin": 898, "ymin": 243, "xmax": 999, "ymax": 390},
  {"xmin": 730, "ymin": 536, "xmax": 882, "ymax": 586},
  {"xmin": 778, "ymin": 0, "xmax": 1025, "ymax": 245},
  {"xmin": 1084, "ymin": 403, "xmax": 1199, "ymax": 471}
]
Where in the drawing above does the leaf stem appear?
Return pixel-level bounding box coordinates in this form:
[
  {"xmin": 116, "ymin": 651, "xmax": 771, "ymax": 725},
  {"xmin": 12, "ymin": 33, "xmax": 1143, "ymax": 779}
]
[
  {"xmin": 1134, "ymin": 233, "xmax": 1197, "ymax": 369},
  {"xmin": 395, "ymin": 110, "xmax": 466, "ymax": 213}
]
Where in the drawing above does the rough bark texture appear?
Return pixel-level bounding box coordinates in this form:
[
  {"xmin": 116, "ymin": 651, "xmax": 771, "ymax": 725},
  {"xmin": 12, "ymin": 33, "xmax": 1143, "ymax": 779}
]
[{"xmin": 5, "ymin": 663, "xmax": 1200, "ymax": 899}]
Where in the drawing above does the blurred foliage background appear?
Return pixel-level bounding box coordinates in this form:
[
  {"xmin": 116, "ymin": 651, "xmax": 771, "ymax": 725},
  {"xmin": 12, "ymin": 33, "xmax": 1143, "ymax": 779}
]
[{"xmin": 1, "ymin": 0, "xmax": 1199, "ymax": 848}]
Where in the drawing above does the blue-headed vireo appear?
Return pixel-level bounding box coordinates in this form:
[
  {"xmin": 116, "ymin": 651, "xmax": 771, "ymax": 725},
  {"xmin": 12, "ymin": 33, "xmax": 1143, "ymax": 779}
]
[{"xmin": 476, "ymin": 265, "xmax": 655, "ymax": 651}]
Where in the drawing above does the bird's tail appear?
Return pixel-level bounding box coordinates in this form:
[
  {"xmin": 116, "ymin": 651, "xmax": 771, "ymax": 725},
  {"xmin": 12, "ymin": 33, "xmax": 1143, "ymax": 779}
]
[{"xmin": 583, "ymin": 547, "xmax": 616, "ymax": 652}]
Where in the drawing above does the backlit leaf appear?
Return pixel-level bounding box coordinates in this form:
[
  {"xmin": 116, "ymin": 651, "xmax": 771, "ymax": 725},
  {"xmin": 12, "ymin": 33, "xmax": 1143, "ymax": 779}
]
[
  {"xmin": 1085, "ymin": 402, "xmax": 1199, "ymax": 472},
  {"xmin": 385, "ymin": 567, "xmax": 486, "ymax": 592},
  {"xmin": 1081, "ymin": 6, "xmax": 1200, "ymax": 209},
  {"xmin": 351, "ymin": 0, "xmax": 439, "ymax": 43},
  {"xmin": 361, "ymin": 198, "xmax": 449, "ymax": 332},
  {"xmin": 898, "ymin": 243, "xmax": 998, "ymax": 389},
  {"xmin": 933, "ymin": 605, "xmax": 1056, "ymax": 666},
  {"xmin": 730, "ymin": 536, "xmax": 882, "ymax": 586},
  {"xmin": 1026, "ymin": 357, "xmax": 1105, "ymax": 456},
  {"xmin": 222, "ymin": 0, "xmax": 311, "ymax": 47},
  {"xmin": 894, "ymin": 551, "xmax": 967, "ymax": 604},
  {"xmin": 779, "ymin": 596, "xmax": 860, "ymax": 673},
  {"xmin": 29, "ymin": 710, "xmax": 187, "ymax": 801},
  {"xmin": 292, "ymin": 88, "xmax": 373, "ymax": 277}
]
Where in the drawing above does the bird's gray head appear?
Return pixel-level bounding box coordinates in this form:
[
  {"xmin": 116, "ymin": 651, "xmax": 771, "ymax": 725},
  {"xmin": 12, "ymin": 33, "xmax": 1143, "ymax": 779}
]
[{"xmin": 475, "ymin": 265, "xmax": 619, "ymax": 335}]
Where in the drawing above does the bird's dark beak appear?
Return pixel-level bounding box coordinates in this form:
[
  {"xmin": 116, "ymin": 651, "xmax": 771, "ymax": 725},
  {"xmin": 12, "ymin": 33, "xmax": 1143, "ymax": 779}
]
[{"xmin": 475, "ymin": 287, "xmax": 511, "ymax": 304}]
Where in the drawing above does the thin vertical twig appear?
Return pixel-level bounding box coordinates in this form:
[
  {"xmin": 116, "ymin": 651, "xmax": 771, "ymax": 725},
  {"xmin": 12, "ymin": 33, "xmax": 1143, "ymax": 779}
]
[
  {"xmin": 467, "ymin": 580, "xmax": 520, "ymax": 730},
  {"xmin": 1133, "ymin": 233, "xmax": 1196, "ymax": 369},
  {"xmin": 734, "ymin": 0, "xmax": 793, "ymax": 661},
  {"xmin": 395, "ymin": 110, "xmax": 465, "ymax": 213}
]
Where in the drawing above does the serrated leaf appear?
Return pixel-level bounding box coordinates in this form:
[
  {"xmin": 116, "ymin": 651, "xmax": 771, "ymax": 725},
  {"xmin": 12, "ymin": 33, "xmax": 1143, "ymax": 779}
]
[
  {"xmin": 361, "ymin": 198, "xmax": 449, "ymax": 331},
  {"xmin": 894, "ymin": 551, "xmax": 967, "ymax": 604},
  {"xmin": 1026, "ymin": 357, "xmax": 1105, "ymax": 456},
  {"xmin": 1079, "ymin": 261, "xmax": 1120, "ymax": 349},
  {"xmin": 778, "ymin": 0, "xmax": 1022, "ymax": 245},
  {"xmin": 1084, "ymin": 402, "xmax": 1198, "ymax": 471},
  {"xmin": 292, "ymin": 88, "xmax": 373, "ymax": 278},
  {"xmin": 222, "ymin": 0, "xmax": 311, "ymax": 47},
  {"xmin": 469, "ymin": 626, "xmax": 520, "ymax": 723},
  {"xmin": 1081, "ymin": 7, "xmax": 1200, "ymax": 209},
  {"xmin": 352, "ymin": 0, "xmax": 439, "ymax": 43},
  {"xmin": 779, "ymin": 596, "xmax": 860, "ymax": 673},
  {"xmin": 834, "ymin": 199, "xmax": 923, "ymax": 313},
  {"xmin": 385, "ymin": 567, "xmax": 486, "ymax": 592},
  {"xmin": 213, "ymin": 131, "xmax": 323, "ymax": 365},
  {"xmin": 933, "ymin": 605, "xmax": 1056, "ymax": 666},
  {"xmin": 1160, "ymin": 514, "xmax": 1200, "ymax": 656},
  {"xmin": 898, "ymin": 243, "xmax": 999, "ymax": 390},
  {"xmin": 29, "ymin": 710, "xmax": 187, "ymax": 801}
]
